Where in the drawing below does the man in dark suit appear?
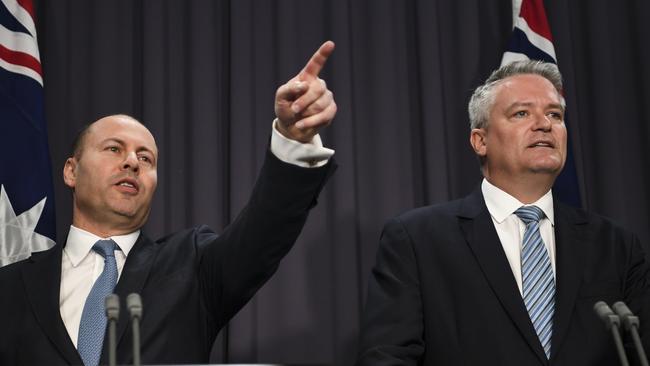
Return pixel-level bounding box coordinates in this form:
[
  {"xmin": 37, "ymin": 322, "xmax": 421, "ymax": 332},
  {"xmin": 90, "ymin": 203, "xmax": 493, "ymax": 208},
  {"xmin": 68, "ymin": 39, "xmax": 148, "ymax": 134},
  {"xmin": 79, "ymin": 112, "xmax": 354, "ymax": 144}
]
[
  {"xmin": 357, "ymin": 60, "xmax": 650, "ymax": 365},
  {"xmin": 0, "ymin": 41, "xmax": 337, "ymax": 365}
]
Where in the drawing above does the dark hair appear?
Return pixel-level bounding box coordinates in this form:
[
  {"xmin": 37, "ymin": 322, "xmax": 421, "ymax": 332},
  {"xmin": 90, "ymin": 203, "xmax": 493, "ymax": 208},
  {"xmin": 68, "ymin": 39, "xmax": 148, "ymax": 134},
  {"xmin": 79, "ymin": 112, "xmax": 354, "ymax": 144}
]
[
  {"xmin": 70, "ymin": 124, "xmax": 92, "ymax": 159},
  {"xmin": 69, "ymin": 114, "xmax": 145, "ymax": 159}
]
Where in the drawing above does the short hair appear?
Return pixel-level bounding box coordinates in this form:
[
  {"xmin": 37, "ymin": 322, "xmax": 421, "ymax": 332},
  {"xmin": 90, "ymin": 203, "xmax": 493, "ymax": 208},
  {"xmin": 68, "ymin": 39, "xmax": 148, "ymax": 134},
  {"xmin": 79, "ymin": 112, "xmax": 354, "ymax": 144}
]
[
  {"xmin": 70, "ymin": 114, "xmax": 144, "ymax": 159},
  {"xmin": 468, "ymin": 60, "xmax": 565, "ymax": 130},
  {"xmin": 70, "ymin": 124, "xmax": 92, "ymax": 159}
]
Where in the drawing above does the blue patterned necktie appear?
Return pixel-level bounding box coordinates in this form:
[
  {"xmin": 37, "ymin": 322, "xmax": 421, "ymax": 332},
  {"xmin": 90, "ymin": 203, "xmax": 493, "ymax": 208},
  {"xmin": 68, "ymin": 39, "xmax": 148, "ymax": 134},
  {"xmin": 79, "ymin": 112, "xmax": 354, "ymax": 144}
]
[
  {"xmin": 515, "ymin": 205, "xmax": 555, "ymax": 359},
  {"xmin": 77, "ymin": 239, "xmax": 119, "ymax": 366}
]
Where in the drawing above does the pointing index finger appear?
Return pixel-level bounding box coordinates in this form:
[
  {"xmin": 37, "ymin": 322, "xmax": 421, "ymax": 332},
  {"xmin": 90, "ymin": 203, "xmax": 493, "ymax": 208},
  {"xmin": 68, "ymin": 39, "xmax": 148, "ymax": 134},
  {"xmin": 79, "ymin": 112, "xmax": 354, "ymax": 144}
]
[{"xmin": 298, "ymin": 40, "xmax": 335, "ymax": 81}]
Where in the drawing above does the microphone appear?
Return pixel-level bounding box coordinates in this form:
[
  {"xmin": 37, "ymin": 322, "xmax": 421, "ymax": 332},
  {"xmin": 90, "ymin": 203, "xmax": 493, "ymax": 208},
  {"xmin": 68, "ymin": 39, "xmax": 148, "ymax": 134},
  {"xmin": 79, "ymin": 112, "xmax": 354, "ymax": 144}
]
[
  {"xmin": 594, "ymin": 301, "xmax": 630, "ymax": 366},
  {"xmin": 613, "ymin": 301, "xmax": 649, "ymax": 366},
  {"xmin": 127, "ymin": 293, "xmax": 143, "ymax": 366},
  {"xmin": 105, "ymin": 294, "xmax": 120, "ymax": 366}
]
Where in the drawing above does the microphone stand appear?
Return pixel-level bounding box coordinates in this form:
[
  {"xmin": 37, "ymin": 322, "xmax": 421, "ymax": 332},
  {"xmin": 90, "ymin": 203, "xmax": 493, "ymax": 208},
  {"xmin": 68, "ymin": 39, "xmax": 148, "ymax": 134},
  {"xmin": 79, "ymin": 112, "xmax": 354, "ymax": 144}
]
[
  {"xmin": 105, "ymin": 294, "xmax": 120, "ymax": 366},
  {"xmin": 613, "ymin": 301, "xmax": 650, "ymax": 366},
  {"xmin": 127, "ymin": 293, "xmax": 143, "ymax": 366},
  {"xmin": 594, "ymin": 301, "xmax": 630, "ymax": 366}
]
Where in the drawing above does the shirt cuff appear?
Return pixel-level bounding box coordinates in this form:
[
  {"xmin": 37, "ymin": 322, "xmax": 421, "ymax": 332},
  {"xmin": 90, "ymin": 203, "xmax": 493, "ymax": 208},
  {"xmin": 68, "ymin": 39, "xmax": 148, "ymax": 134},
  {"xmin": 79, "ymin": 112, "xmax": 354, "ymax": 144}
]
[{"xmin": 270, "ymin": 118, "xmax": 335, "ymax": 168}]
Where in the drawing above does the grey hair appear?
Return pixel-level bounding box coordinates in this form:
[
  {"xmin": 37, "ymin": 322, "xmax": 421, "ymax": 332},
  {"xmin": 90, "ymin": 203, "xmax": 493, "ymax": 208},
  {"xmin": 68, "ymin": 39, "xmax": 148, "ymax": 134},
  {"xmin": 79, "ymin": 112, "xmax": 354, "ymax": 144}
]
[{"xmin": 468, "ymin": 60, "xmax": 565, "ymax": 130}]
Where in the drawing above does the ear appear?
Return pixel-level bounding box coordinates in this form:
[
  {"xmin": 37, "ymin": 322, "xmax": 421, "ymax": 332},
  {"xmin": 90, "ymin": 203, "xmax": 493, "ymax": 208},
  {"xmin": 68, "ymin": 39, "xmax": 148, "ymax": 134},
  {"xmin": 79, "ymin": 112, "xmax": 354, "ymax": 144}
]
[
  {"xmin": 470, "ymin": 128, "xmax": 488, "ymax": 157},
  {"xmin": 63, "ymin": 157, "xmax": 78, "ymax": 189}
]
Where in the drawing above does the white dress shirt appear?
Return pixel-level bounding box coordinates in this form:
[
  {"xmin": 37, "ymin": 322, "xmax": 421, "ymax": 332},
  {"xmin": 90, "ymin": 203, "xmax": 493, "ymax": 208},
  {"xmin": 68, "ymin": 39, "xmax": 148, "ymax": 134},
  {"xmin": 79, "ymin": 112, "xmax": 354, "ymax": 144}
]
[
  {"xmin": 60, "ymin": 122, "xmax": 334, "ymax": 347},
  {"xmin": 270, "ymin": 119, "xmax": 334, "ymax": 167},
  {"xmin": 60, "ymin": 227, "xmax": 139, "ymax": 347},
  {"xmin": 481, "ymin": 178, "xmax": 556, "ymax": 294}
]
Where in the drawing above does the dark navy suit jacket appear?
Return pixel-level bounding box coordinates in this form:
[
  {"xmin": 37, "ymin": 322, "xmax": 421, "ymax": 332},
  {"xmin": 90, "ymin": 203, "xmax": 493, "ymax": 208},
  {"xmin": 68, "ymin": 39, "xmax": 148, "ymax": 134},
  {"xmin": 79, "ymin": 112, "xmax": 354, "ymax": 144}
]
[
  {"xmin": 0, "ymin": 151, "xmax": 335, "ymax": 365},
  {"xmin": 358, "ymin": 187, "xmax": 650, "ymax": 365}
]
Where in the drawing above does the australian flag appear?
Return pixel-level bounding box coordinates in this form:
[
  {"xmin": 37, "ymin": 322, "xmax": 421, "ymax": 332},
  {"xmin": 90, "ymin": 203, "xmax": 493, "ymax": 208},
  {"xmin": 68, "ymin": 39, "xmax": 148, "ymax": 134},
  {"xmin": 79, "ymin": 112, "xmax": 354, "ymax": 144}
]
[
  {"xmin": 501, "ymin": 0, "xmax": 582, "ymax": 207},
  {"xmin": 0, "ymin": 0, "xmax": 56, "ymax": 267}
]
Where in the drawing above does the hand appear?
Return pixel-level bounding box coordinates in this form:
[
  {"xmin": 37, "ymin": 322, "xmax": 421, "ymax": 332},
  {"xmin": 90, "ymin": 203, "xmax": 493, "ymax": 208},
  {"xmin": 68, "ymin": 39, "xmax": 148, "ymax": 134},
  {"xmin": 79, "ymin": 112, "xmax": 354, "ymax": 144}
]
[{"xmin": 275, "ymin": 41, "xmax": 337, "ymax": 143}]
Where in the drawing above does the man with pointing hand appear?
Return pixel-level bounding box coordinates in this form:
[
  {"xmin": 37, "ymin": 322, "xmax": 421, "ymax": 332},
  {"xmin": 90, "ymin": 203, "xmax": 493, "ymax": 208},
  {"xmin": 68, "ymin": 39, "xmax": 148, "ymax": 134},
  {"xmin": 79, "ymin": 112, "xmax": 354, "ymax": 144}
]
[{"xmin": 0, "ymin": 41, "xmax": 337, "ymax": 366}]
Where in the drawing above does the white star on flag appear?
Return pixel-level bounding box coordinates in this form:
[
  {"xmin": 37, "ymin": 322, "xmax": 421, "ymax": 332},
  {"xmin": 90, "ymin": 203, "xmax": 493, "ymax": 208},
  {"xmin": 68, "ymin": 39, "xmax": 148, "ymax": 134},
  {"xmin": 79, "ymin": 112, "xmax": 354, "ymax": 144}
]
[{"xmin": 0, "ymin": 184, "xmax": 55, "ymax": 266}]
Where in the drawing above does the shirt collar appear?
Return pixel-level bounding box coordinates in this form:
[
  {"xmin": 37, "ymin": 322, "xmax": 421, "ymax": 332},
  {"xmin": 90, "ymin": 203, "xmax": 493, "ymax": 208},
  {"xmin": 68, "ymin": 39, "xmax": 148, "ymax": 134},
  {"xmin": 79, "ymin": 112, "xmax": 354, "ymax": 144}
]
[
  {"xmin": 64, "ymin": 225, "xmax": 140, "ymax": 267},
  {"xmin": 481, "ymin": 178, "xmax": 555, "ymax": 225}
]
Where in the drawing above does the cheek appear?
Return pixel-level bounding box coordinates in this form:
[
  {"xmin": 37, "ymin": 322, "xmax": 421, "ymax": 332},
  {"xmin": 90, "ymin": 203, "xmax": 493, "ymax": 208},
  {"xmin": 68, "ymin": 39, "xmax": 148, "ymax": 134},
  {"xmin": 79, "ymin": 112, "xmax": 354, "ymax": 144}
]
[
  {"xmin": 74, "ymin": 166, "xmax": 96, "ymax": 192},
  {"xmin": 555, "ymin": 127, "xmax": 568, "ymax": 155},
  {"xmin": 494, "ymin": 130, "xmax": 524, "ymax": 155},
  {"xmin": 144, "ymin": 172, "xmax": 158, "ymax": 195}
]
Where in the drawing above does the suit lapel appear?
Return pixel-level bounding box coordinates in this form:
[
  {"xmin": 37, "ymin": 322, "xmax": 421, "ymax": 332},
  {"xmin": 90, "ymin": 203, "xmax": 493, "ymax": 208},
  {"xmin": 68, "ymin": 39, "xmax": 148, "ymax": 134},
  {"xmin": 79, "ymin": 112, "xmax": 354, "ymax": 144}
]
[
  {"xmin": 549, "ymin": 202, "xmax": 587, "ymax": 361},
  {"xmin": 109, "ymin": 233, "xmax": 158, "ymax": 355},
  {"xmin": 459, "ymin": 188, "xmax": 548, "ymax": 365},
  {"xmin": 21, "ymin": 245, "xmax": 83, "ymax": 365}
]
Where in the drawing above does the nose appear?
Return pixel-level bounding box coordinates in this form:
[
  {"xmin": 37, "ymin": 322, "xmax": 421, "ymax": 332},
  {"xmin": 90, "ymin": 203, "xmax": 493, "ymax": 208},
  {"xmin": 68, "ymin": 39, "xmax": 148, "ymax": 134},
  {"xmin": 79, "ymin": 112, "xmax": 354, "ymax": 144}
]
[
  {"xmin": 533, "ymin": 112, "xmax": 552, "ymax": 132},
  {"xmin": 122, "ymin": 152, "xmax": 139, "ymax": 172}
]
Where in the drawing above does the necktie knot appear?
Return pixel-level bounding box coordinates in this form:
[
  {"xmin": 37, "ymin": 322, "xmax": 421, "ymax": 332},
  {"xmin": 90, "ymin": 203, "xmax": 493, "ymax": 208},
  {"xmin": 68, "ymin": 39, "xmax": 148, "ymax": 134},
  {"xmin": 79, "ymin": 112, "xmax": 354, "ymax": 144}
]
[
  {"xmin": 515, "ymin": 205, "xmax": 545, "ymax": 225},
  {"xmin": 92, "ymin": 239, "xmax": 117, "ymax": 259}
]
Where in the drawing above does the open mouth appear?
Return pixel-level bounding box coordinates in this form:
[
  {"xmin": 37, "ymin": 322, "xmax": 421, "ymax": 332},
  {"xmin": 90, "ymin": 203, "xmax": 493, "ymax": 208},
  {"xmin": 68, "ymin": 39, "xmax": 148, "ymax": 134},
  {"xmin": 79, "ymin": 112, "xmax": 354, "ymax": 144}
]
[
  {"xmin": 115, "ymin": 178, "xmax": 139, "ymax": 193},
  {"xmin": 529, "ymin": 141, "xmax": 555, "ymax": 148}
]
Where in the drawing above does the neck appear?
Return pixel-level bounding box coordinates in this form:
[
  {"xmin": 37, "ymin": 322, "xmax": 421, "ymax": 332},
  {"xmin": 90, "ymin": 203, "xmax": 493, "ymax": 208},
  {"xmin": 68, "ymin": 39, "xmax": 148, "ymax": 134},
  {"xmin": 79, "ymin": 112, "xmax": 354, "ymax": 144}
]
[
  {"xmin": 484, "ymin": 172, "xmax": 554, "ymax": 204},
  {"xmin": 72, "ymin": 211, "xmax": 140, "ymax": 238}
]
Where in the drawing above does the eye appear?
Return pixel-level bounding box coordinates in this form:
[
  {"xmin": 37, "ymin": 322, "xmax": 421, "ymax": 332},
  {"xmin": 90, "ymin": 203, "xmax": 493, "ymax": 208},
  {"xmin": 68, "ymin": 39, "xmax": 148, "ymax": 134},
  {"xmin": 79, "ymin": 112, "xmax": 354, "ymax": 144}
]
[
  {"xmin": 138, "ymin": 154, "xmax": 154, "ymax": 165},
  {"xmin": 107, "ymin": 146, "xmax": 120, "ymax": 153},
  {"xmin": 548, "ymin": 111, "xmax": 563, "ymax": 121},
  {"xmin": 513, "ymin": 110, "xmax": 528, "ymax": 118}
]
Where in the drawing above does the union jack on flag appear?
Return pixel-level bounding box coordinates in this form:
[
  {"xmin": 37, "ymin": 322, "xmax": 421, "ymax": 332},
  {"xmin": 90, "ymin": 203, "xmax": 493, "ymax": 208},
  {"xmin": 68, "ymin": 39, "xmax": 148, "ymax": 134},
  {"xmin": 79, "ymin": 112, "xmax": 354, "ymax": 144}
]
[
  {"xmin": 0, "ymin": 0, "xmax": 56, "ymax": 267},
  {"xmin": 501, "ymin": 0, "xmax": 582, "ymax": 207}
]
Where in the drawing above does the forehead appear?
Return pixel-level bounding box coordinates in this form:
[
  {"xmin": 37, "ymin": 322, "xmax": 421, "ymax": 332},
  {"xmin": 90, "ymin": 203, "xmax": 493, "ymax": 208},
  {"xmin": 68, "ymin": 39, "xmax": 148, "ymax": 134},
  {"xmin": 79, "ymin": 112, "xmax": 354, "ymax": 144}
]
[
  {"xmin": 85, "ymin": 116, "xmax": 158, "ymax": 154},
  {"xmin": 493, "ymin": 74, "xmax": 562, "ymax": 107}
]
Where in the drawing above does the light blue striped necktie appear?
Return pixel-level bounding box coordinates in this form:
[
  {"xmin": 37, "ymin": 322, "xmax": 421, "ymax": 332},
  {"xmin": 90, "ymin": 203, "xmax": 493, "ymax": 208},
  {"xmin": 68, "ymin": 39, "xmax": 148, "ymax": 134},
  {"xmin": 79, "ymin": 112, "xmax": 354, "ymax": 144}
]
[
  {"xmin": 515, "ymin": 205, "xmax": 555, "ymax": 359},
  {"xmin": 77, "ymin": 239, "xmax": 119, "ymax": 366}
]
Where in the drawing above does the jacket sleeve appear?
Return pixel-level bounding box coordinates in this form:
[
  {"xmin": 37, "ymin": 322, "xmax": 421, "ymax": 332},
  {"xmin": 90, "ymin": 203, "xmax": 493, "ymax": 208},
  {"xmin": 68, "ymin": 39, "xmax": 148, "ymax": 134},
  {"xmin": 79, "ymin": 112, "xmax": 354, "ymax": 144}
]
[
  {"xmin": 196, "ymin": 149, "xmax": 335, "ymax": 335},
  {"xmin": 357, "ymin": 217, "xmax": 425, "ymax": 365},
  {"xmin": 622, "ymin": 232, "xmax": 650, "ymax": 365}
]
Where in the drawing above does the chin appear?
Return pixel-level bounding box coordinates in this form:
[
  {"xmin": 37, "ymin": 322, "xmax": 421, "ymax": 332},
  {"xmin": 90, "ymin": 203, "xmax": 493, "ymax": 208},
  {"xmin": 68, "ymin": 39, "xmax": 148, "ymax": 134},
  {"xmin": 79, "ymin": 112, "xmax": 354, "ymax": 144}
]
[
  {"xmin": 529, "ymin": 163, "xmax": 563, "ymax": 175},
  {"xmin": 528, "ymin": 155, "xmax": 564, "ymax": 172},
  {"xmin": 110, "ymin": 204, "xmax": 140, "ymax": 218}
]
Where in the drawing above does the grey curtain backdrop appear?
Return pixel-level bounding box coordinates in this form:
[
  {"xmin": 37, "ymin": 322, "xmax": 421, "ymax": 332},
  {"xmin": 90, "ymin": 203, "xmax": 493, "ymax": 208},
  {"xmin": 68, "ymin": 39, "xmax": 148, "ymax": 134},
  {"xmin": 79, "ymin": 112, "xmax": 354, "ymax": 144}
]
[{"xmin": 35, "ymin": 0, "xmax": 649, "ymax": 365}]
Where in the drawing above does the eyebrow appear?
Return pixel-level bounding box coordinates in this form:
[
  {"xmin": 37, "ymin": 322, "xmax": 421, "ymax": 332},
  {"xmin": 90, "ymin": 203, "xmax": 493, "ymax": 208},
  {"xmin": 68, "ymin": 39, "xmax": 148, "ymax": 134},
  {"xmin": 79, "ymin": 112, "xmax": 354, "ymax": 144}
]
[
  {"xmin": 505, "ymin": 101, "xmax": 565, "ymax": 114},
  {"xmin": 100, "ymin": 138, "xmax": 157, "ymax": 156}
]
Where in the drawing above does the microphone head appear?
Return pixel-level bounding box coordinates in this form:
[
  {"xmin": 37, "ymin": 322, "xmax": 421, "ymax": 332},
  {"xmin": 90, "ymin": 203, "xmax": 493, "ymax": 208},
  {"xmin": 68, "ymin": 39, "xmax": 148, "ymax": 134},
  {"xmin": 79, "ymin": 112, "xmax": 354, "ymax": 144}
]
[
  {"xmin": 612, "ymin": 301, "xmax": 640, "ymax": 329},
  {"xmin": 612, "ymin": 301, "xmax": 634, "ymax": 317},
  {"xmin": 594, "ymin": 301, "xmax": 614, "ymax": 318},
  {"xmin": 594, "ymin": 301, "xmax": 620, "ymax": 329},
  {"xmin": 105, "ymin": 294, "xmax": 120, "ymax": 320},
  {"xmin": 126, "ymin": 293, "xmax": 143, "ymax": 319}
]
